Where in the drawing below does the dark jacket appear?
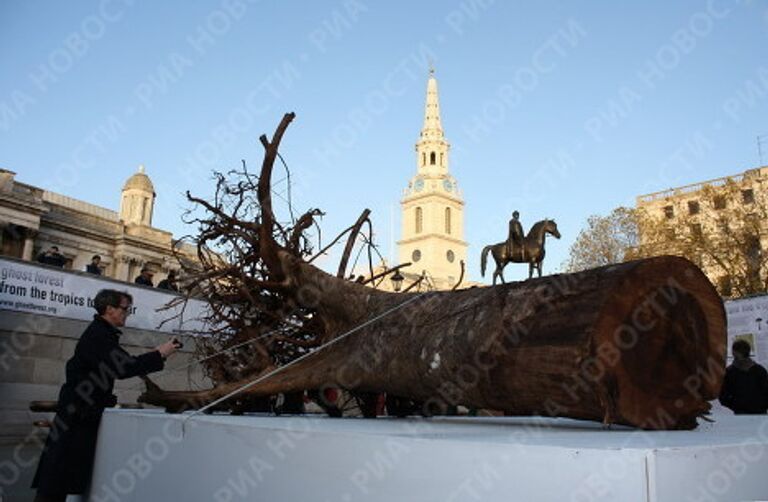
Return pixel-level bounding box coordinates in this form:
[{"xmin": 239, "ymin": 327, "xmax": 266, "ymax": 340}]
[
  {"xmin": 157, "ymin": 279, "xmax": 178, "ymax": 291},
  {"xmin": 134, "ymin": 275, "xmax": 154, "ymax": 287},
  {"xmin": 719, "ymin": 361, "xmax": 768, "ymax": 414},
  {"xmin": 85, "ymin": 264, "xmax": 101, "ymax": 275},
  {"xmin": 32, "ymin": 316, "xmax": 164, "ymax": 495},
  {"xmin": 37, "ymin": 252, "xmax": 66, "ymax": 268}
]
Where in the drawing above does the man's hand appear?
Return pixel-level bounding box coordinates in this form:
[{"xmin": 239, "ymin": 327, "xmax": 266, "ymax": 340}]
[{"xmin": 156, "ymin": 338, "xmax": 181, "ymax": 359}]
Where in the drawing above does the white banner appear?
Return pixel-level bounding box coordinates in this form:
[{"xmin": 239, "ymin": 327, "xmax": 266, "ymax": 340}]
[
  {"xmin": 0, "ymin": 257, "xmax": 211, "ymax": 334},
  {"xmin": 724, "ymin": 295, "xmax": 768, "ymax": 367}
]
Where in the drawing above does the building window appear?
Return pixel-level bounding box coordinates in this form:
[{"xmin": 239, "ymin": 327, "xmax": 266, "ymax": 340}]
[
  {"xmin": 742, "ymin": 189, "xmax": 755, "ymax": 204},
  {"xmin": 1, "ymin": 225, "xmax": 26, "ymax": 258},
  {"xmin": 664, "ymin": 205, "xmax": 674, "ymax": 219},
  {"xmin": 718, "ymin": 276, "xmax": 732, "ymax": 297},
  {"xmin": 415, "ymin": 207, "xmax": 423, "ymax": 233},
  {"xmin": 688, "ymin": 200, "xmax": 700, "ymax": 215},
  {"xmin": 412, "ymin": 249, "xmax": 421, "ymax": 262},
  {"xmin": 446, "ymin": 250, "xmax": 455, "ymax": 263},
  {"xmin": 421, "ymin": 152, "xmax": 426, "ymax": 166},
  {"xmin": 440, "ymin": 152, "xmax": 444, "ymax": 166},
  {"xmin": 430, "ymin": 152, "xmax": 436, "ymax": 165},
  {"xmin": 445, "ymin": 207, "xmax": 451, "ymax": 234},
  {"xmin": 690, "ymin": 223, "xmax": 702, "ymax": 238},
  {"xmin": 713, "ymin": 195, "xmax": 726, "ymax": 210}
]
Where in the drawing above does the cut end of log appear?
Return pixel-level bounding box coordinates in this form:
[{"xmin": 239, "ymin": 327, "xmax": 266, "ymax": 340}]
[{"xmin": 591, "ymin": 256, "xmax": 726, "ymax": 429}]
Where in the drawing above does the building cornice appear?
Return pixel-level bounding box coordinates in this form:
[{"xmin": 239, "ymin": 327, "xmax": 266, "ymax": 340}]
[
  {"xmin": 637, "ymin": 166, "xmax": 768, "ymax": 204},
  {"xmin": 42, "ymin": 220, "xmax": 117, "ymax": 246},
  {"xmin": 398, "ymin": 234, "xmax": 468, "ymax": 246},
  {"xmin": 0, "ymin": 192, "xmax": 47, "ymax": 214},
  {"xmin": 401, "ymin": 192, "xmax": 464, "ymax": 205}
]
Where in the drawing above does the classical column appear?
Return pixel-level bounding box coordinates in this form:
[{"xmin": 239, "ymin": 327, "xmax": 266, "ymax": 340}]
[
  {"xmin": 127, "ymin": 257, "xmax": 145, "ymax": 282},
  {"xmin": 114, "ymin": 255, "xmax": 131, "ymax": 281},
  {"xmin": 22, "ymin": 229, "xmax": 36, "ymax": 260}
]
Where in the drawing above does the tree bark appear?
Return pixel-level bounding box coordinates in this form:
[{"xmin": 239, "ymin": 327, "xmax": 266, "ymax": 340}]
[{"xmin": 142, "ymin": 254, "xmax": 725, "ymax": 430}]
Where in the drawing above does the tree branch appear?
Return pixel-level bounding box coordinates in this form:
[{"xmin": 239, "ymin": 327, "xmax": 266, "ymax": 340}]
[
  {"xmin": 257, "ymin": 112, "xmax": 296, "ymax": 278},
  {"xmin": 337, "ymin": 209, "xmax": 371, "ymax": 278}
]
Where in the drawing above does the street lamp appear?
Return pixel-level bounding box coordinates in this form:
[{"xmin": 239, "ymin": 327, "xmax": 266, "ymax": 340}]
[{"xmin": 390, "ymin": 270, "xmax": 405, "ymax": 292}]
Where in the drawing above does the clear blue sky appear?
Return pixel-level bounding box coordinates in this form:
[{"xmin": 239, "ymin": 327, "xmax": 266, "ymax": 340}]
[{"xmin": 1, "ymin": 0, "xmax": 767, "ymax": 282}]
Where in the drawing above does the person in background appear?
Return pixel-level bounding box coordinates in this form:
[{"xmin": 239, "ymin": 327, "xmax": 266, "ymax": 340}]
[
  {"xmin": 85, "ymin": 255, "xmax": 102, "ymax": 275},
  {"xmin": 31, "ymin": 289, "xmax": 179, "ymax": 501},
  {"xmin": 719, "ymin": 339, "xmax": 768, "ymax": 414},
  {"xmin": 134, "ymin": 267, "xmax": 154, "ymax": 287},
  {"xmin": 157, "ymin": 270, "xmax": 179, "ymax": 292},
  {"xmin": 36, "ymin": 245, "xmax": 66, "ymax": 268}
]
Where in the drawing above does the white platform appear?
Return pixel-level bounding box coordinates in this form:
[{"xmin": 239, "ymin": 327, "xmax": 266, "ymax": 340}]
[{"xmin": 88, "ymin": 408, "xmax": 768, "ymax": 501}]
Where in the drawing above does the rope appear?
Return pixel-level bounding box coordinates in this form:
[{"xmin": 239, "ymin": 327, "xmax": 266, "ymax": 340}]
[
  {"xmin": 181, "ymin": 291, "xmax": 431, "ymax": 432},
  {"xmin": 167, "ymin": 328, "xmax": 292, "ymax": 373}
]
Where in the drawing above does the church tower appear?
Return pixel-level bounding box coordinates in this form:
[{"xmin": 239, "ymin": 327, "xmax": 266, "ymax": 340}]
[{"xmin": 398, "ymin": 70, "xmax": 468, "ymax": 288}]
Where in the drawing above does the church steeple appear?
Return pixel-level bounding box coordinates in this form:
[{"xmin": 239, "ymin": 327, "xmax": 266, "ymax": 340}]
[
  {"xmin": 420, "ymin": 68, "xmax": 444, "ymax": 141},
  {"xmin": 398, "ymin": 69, "xmax": 468, "ymax": 289},
  {"xmin": 415, "ymin": 69, "xmax": 450, "ymax": 175}
]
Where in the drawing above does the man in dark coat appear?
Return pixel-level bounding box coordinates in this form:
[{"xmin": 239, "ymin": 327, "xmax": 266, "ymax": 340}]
[
  {"xmin": 36, "ymin": 246, "xmax": 67, "ymax": 268},
  {"xmin": 719, "ymin": 339, "xmax": 768, "ymax": 414},
  {"xmin": 134, "ymin": 267, "xmax": 154, "ymax": 287},
  {"xmin": 32, "ymin": 289, "xmax": 179, "ymax": 501},
  {"xmin": 85, "ymin": 255, "xmax": 102, "ymax": 275},
  {"xmin": 157, "ymin": 270, "xmax": 179, "ymax": 292}
]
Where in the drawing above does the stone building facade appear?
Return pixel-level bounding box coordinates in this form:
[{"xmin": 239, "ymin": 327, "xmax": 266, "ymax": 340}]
[
  {"xmin": 636, "ymin": 165, "xmax": 768, "ymax": 295},
  {"xmin": 0, "ymin": 165, "xmax": 195, "ymax": 284}
]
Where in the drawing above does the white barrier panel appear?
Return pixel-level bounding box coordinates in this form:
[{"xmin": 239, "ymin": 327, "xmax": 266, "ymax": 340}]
[
  {"xmin": 0, "ymin": 257, "xmax": 210, "ymax": 334},
  {"xmin": 725, "ymin": 295, "xmax": 768, "ymax": 366},
  {"xmin": 89, "ymin": 409, "xmax": 768, "ymax": 501}
]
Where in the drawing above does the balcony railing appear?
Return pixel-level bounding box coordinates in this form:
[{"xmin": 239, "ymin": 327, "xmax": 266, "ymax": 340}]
[
  {"xmin": 637, "ymin": 173, "xmax": 749, "ymax": 204},
  {"xmin": 42, "ymin": 191, "xmax": 119, "ymax": 221}
]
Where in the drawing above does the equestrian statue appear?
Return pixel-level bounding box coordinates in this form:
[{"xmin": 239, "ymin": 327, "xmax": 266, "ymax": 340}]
[{"xmin": 481, "ymin": 211, "xmax": 561, "ymax": 284}]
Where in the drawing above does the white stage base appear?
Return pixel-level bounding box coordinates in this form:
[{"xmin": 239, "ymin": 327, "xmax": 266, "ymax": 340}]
[{"xmin": 88, "ymin": 409, "xmax": 768, "ymax": 501}]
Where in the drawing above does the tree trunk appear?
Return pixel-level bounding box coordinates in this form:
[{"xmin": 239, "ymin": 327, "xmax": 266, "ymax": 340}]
[{"xmin": 142, "ymin": 254, "xmax": 725, "ymax": 430}]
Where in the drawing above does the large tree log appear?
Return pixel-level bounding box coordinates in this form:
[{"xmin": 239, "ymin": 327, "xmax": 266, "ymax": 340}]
[{"xmin": 143, "ymin": 254, "xmax": 725, "ymax": 430}]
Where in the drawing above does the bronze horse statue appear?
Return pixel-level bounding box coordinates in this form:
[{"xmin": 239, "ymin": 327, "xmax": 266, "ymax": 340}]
[{"xmin": 481, "ymin": 219, "xmax": 561, "ymax": 284}]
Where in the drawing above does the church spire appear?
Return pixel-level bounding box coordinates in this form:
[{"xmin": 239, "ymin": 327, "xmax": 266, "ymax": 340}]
[
  {"xmin": 399, "ymin": 69, "xmax": 467, "ymax": 289},
  {"xmin": 420, "ymin": 68, "xmax": 444, "ymax": 141},
  {"xmin": 415, "ymin": 69, "xmax": 449, "ymax": 174}
]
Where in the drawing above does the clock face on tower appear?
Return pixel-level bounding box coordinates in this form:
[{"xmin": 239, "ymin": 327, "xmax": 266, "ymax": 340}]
[
  {"xmin": 443, "ymin": 179, "xmax": 453, "ymax": 192},
  {"xmin": 414, "ymin": 179, "xmax": 424, "ymax": 192}
]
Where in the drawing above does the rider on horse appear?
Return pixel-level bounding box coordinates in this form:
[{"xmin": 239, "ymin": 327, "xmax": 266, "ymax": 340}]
[
  {"xmin": 482, "ymin": 216, "xmax": 560, "ymax": 284},
  {"xmin": 508, "ymin": 211, "xmax": 524, "ymax": 260}
]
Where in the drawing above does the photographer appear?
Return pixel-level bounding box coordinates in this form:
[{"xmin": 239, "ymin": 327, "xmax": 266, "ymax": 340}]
[{"xmin": 32, "ymin": 289, "xmax": 180, "ymax": 501}]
